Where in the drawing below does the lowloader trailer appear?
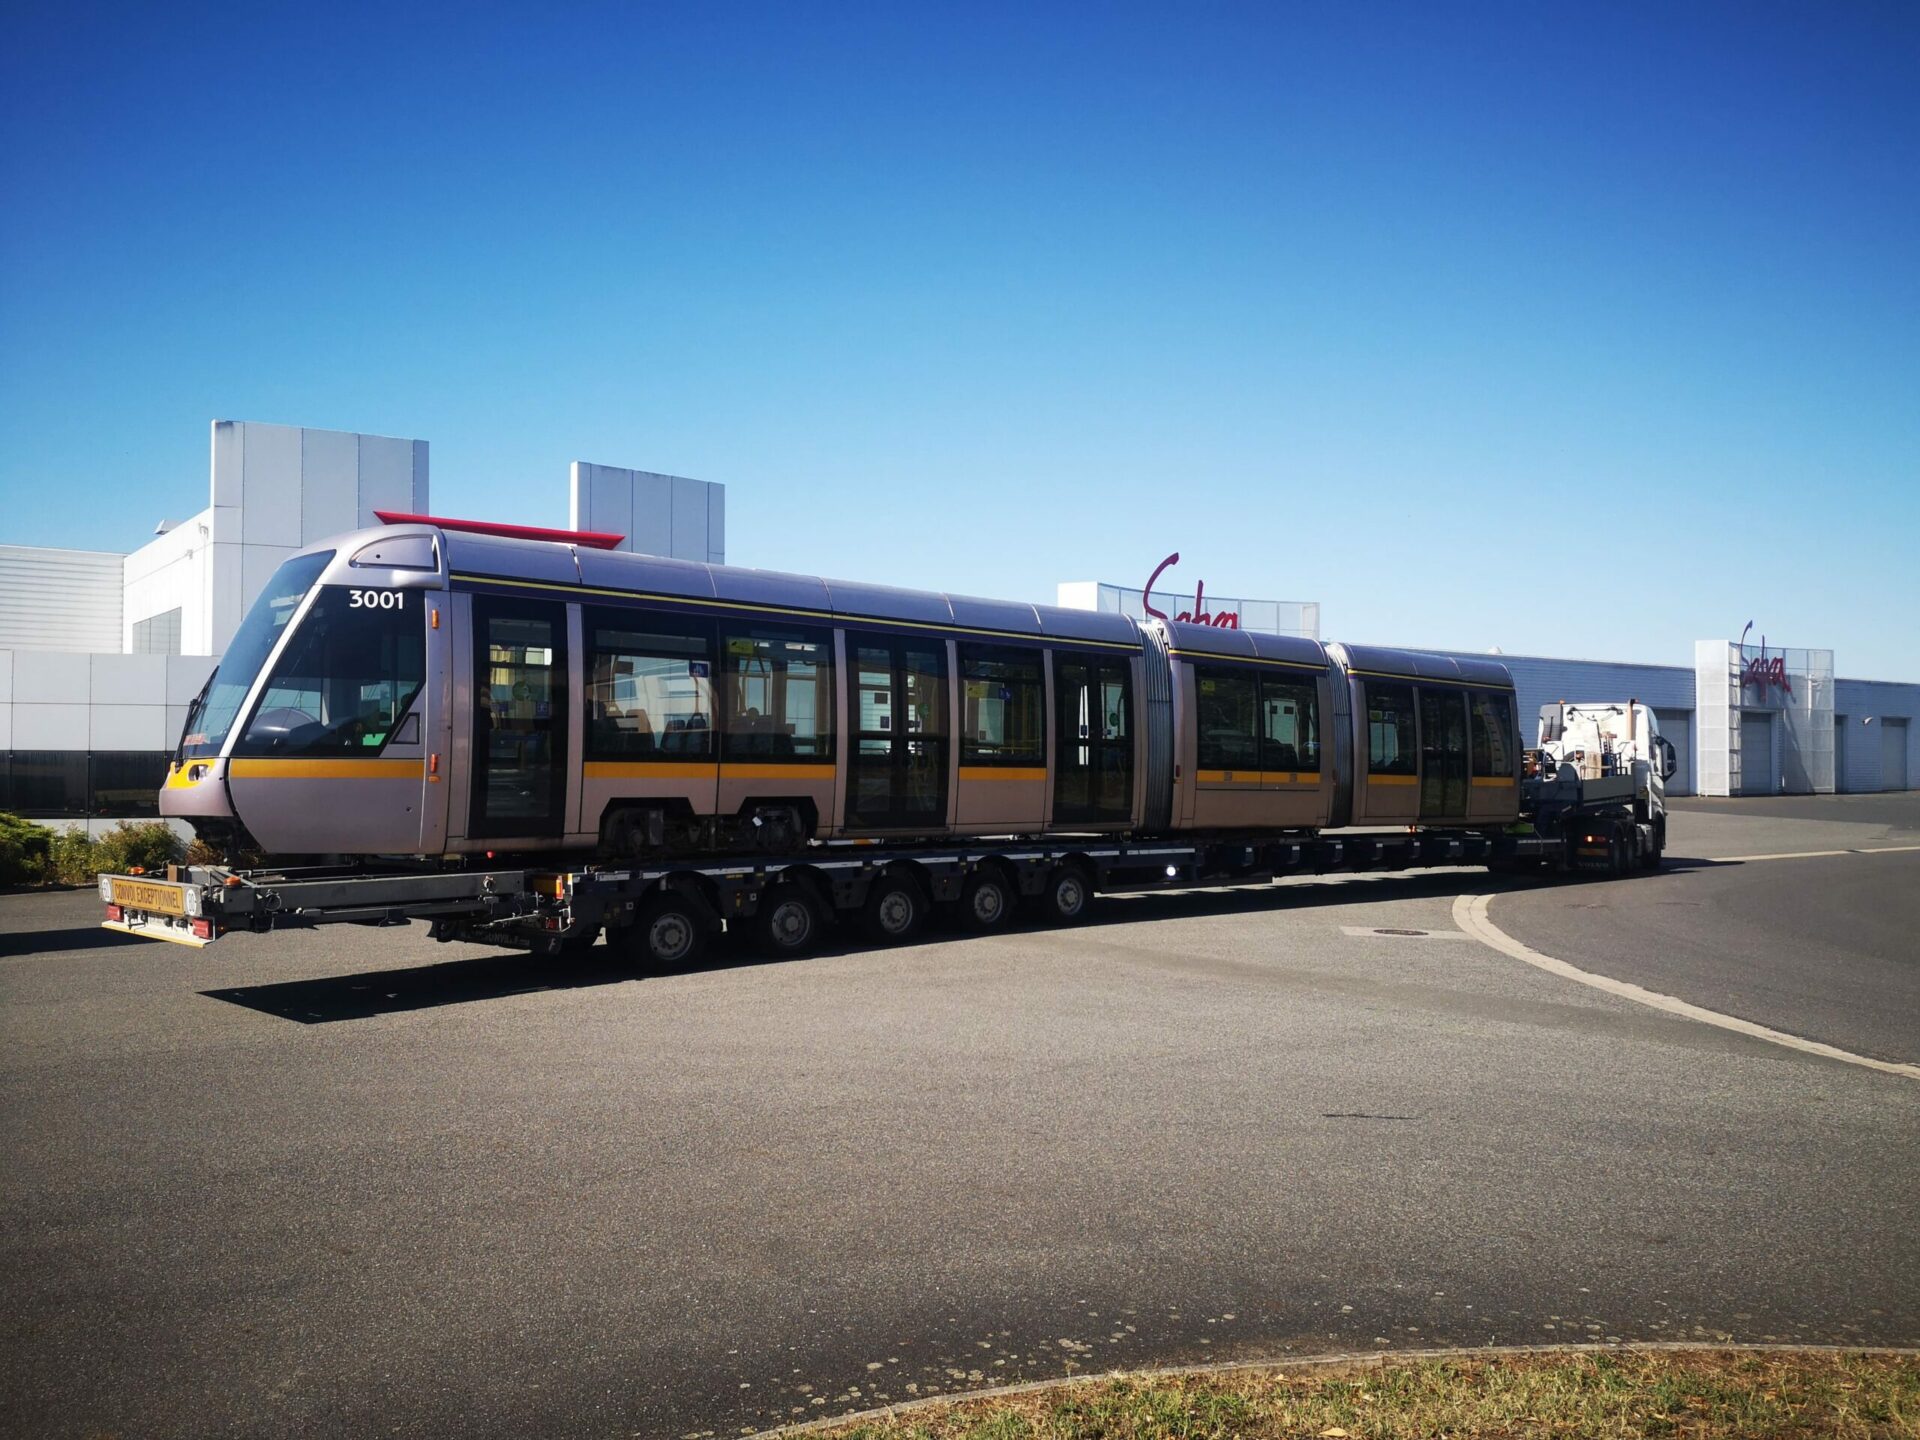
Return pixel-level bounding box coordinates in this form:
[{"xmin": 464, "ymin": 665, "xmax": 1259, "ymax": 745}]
[
  {"xmin": 99, "ymin": 808, "xmax": 1651, "ymax": 965},
  {"xmin": 102, "ymin": 698, "xmax": 1672, "ymax": 961}
]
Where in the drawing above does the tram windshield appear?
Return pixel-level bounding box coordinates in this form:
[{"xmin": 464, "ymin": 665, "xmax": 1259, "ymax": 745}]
[
  {"xmin": 179, "ymin": 552, "xmax": 333, "ymax": 760},
  {"xmin": 233, "ymin": 586, "xmax": 426, "ymax": 756}
]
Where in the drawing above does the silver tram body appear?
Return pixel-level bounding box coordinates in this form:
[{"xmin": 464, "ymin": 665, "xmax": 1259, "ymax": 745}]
[{"xmin": 162, "ymin": 522, "xmax": 1522, "ymax": 858}]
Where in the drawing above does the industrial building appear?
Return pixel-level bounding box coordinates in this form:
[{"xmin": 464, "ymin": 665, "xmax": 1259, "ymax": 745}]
[{"xmin": 0, "ymin": 421, "xmax": 723, "ymax": 831}]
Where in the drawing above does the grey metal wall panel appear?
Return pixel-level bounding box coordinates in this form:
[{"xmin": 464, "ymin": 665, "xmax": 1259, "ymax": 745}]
[
  {"xmin": 240, "ymin": 422, "xmax": 302, "ymax": 546},
  {"xmin": 669, "ymin": 475, "xmax": 708, "ymax": 560},
  {"xmin": 1882, "ymin": 719, "xmax": 1910, "ymax": 790},
  {"xmin": 300, "ymin": 427, "xmax": 360, "ymax": 546},
  {"xmin": 0, "ymin": 546, "xmax": 125, "ymax": 652},
  {"xmin": 356, "ymin": 435, "xmax": 416, "ymax": 530}
]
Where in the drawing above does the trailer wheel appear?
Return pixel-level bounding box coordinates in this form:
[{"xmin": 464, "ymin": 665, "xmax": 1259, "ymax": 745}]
[
  {"xmin": 958, "ymin": 868, "xmax": 1014, "ymax": 933},
  {"xmin": 861, "ymin": 873, "xmax": 927, "ymax": 944},
  {"xmin": 757, "ymin": 883, "xmax": 821, "ymax": 956},
  {"xmin": 629, "ymin": 896, "xmax": 706, "ymax": 972},
  {"xmin": 1038, "ymin": 865, "xmax": 1092, "ymax": 925}
]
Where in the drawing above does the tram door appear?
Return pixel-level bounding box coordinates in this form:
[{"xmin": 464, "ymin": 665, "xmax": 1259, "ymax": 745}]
[
  {"xmin": 1418, "ymin": 687, "xmax": 1470, "ymax": 819},
  {"xmin": 470, "ymin": 596, "xmax": 569, "ymax": 838},
  {"xmin": 845, "ymin": 634, "xmax": 949, "ymax": 830},
  {"xmin": 1053, "ymin": 654, "xmax": 1133, "ymax": 824}
]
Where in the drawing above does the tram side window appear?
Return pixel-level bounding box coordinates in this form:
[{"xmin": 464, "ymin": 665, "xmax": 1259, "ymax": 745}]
[
  {"xmin": 1366, "ymin": 683, "xmax": 1417, "ymax": 775},
  {"xmin": 1471, "ymin": 692, "xmax": 1516, "ymax": 777},
  {"xmin": 236, "ymin": 587, "xmax": 425, "ymax": 756},
  {"xmin": 585, "ymin": 610, "xmax": 716, "ymax": 759},
  {"xmin": 959, "ymin": 645, "xmax": 1044, "ymax": 766},
  {"xmin": 720, "ymin": 626, "xmax": 834, "ymax": 760},
  {"xmin": 1195, "ymin": 667, "xmax": 1259, "ymax": 770},
  {"xmin": 1262, "ymin": 678, "xmax": 1320, "ymax": 773}
]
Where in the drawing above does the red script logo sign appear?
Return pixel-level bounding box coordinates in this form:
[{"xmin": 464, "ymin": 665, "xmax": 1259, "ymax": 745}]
[{"xmin": 1142, "ymin": 553, "xmax": 1240, "ymax": 629}]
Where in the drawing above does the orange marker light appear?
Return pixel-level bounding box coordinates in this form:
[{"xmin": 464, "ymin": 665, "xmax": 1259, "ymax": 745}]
[{"xmin": 431, "ymin": 608, "xmax": 440, "ymax": 629}]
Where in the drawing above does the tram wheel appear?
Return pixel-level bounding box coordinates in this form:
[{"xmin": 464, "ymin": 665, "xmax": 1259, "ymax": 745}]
[{"xmin": 757, "ymin": 883, "xmax": 822, "ymax": 956}]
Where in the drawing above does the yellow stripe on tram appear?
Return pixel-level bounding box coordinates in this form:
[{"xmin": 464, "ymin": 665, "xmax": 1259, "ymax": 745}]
[
  {"xmin": 719, "ymin": 763, "xmax": 836, "ymax": 780},
  {"xmin": 1471, "ymin": 776, "xmax": 1517, "ymax": 788},
  {"xmin": 958, "ymin": 767, "xmax": 1048, "ymax": 783},
  {"xmin": 1367, "ymin": 773, "xmax": 1419, "ymax": 786},
  {"xmin": 1194, "ymin": 770, "xmax": 1324, "ymax": 785},
  {"xmin": 228, "ymin": 758, "xmax": 426, "ymax": 779},
  {"xmin": 584, "ymin": 761, "xmax": 720, "ymax": 781}
]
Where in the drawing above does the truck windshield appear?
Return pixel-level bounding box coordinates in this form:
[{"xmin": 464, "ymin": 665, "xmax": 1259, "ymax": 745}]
[
  {"xmin": 179, "ymin": 551, "xmax": 334, "ymax": 760},
  {"xmin": 233, "ymin": 586, "xmax": 426, "ymax": 756}
]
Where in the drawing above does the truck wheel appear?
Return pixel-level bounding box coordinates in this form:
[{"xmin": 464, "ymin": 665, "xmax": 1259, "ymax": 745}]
[
  {"xmin": 958, "ymin": 869, "xmax": 1014, "ymax": 933},
  {"xmin": 757, "ymin": 883, "xmax": 821, "ymax": 956},
  {"xmin": 629, "ymin": 896, "xmax": 706, "ymax": 972},
  {"xmin": 861, "ymin": 873, "xmax": 927, "ymax": 944},
  {"xmin": 1038, "ymin": 865, "xmax": 1092, "ymax": 925}
]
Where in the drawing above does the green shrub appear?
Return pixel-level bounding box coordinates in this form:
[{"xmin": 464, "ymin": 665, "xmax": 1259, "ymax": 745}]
[
  {"xmin": 0, "ymin": 812, "xmax": 53, "ymax": 886},
  {"xmin": 92, "ymin": 821, "xmax": 185, "ymax": 879},
  {"xmin": 47, "ymin": 827, "xmax": 100, "ymax": 887}
]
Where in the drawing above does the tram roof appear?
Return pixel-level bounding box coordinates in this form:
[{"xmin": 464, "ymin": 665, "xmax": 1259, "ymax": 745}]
[
  {"xmin": 1337, "ymin": 642, "xmax": 1514, "ymax": 689},
  {"xmin": 431, "ymin": 526, "xmax": 1145, "ymax": 648}
]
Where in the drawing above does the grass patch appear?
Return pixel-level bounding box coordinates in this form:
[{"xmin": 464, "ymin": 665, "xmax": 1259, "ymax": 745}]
[{"xmin": 803, "ymin": 1349, "xmax": 1918, "ymax": 1439}]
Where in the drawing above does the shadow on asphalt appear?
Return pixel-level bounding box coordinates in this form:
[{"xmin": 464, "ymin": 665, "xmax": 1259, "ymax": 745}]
[
  {"xmin": 0, "ymin": 925, "xmax": 147, "ymax": 959},
  {"xmin": 199, "ymin": 865, "xmax": 1714, "ymax": 1025}
]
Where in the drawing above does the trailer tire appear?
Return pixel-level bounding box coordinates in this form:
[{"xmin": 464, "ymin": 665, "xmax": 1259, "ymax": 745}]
[
  {"xmin": 628, "ymin": 897, "xmax": 706, "ymax": 972},
  {"xmin": 1038, "ymin": 864, "xmax": 1092, "ymax": 925},
  {"xmin": 757, "ymin": 883, "xmax": 822, "ymax": 956},
  {"xmin": 958, "ymin": 868, "xmax": 1014, "ymax": 933},
  {"xmin": 861, "ymin": 872, "xmax": 927, "ymax": 944}
]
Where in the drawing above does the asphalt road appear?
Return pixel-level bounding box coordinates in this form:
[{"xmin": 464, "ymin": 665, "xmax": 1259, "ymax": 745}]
[{"xmin": 2, "ymin": 797, "xmax": 1917, "ymax": 1439}]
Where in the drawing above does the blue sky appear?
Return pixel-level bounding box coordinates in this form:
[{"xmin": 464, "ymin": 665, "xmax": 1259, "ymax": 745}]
[{"xmin": 4, "ymin": 2, "xmax": 1916, "ymax": 677}]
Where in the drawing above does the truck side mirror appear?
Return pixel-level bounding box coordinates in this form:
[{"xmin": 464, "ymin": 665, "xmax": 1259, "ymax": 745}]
[{"xmin": 1655, "ymin": 735, "xmax": 1678, "ymax": 781}]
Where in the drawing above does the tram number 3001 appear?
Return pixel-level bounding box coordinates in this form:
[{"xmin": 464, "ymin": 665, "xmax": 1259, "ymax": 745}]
[{"xmin": 348, "ymin": 589, "xmax": 407, "ymax": 610}]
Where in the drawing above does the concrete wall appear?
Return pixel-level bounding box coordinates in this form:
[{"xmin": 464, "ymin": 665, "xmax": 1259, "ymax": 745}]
[
  {"xmin": 569, "ymin": 463, "xmax": 724, "ymax": 563},
  {"xmin": 0, "ymin": 545, "xmax": 125, "ymax": 653}
]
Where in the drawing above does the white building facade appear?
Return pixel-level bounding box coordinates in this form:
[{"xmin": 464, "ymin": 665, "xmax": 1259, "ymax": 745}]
[{"xmin": 1, "ymin": 420, "xmax": 723, "ymax": 830}]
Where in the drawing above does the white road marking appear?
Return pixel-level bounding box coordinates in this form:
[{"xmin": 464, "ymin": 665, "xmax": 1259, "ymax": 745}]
[
  {"xmin": 1452, "ymin": 894, "xmax": 1920, "ymax": 1082},
  {"xmin": 1711, "ymin": 843, "xmax": 1920, "ymax": 862},
  {"xmin": 1339, "ymin": 926, "xmax": 1470, "ymax": 940}
]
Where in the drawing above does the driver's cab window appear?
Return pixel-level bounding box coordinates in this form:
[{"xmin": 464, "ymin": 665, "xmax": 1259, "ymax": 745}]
[{"xmin": 235, "ymin": 587, "xmax": 425, "ymax": 755}]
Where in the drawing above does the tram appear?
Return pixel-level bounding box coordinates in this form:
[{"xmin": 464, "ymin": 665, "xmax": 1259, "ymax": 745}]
[{"xmin": 162, "ymin": 516, "xmax": 1522, "ymax": 860}]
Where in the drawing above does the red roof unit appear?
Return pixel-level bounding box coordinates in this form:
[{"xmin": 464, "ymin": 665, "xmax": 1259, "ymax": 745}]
[{"xmin": 373, "ymin": 511, "xmax": 626, "ymax": 550}]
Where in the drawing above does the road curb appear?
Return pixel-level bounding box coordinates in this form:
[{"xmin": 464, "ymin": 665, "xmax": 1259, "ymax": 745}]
[{"xmin": 744, "ymin": 1340, "xmax": 1920, "ymax": 1438}]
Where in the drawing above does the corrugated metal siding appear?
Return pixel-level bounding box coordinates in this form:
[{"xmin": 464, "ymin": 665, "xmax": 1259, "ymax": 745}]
[
  {"xmin": 1833, "ymin": 678, "xmax": 1920, "ymax": 791},
  {"xmin": 0, "ymin": 546, "xmax": 124, "ymax": 652}
]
